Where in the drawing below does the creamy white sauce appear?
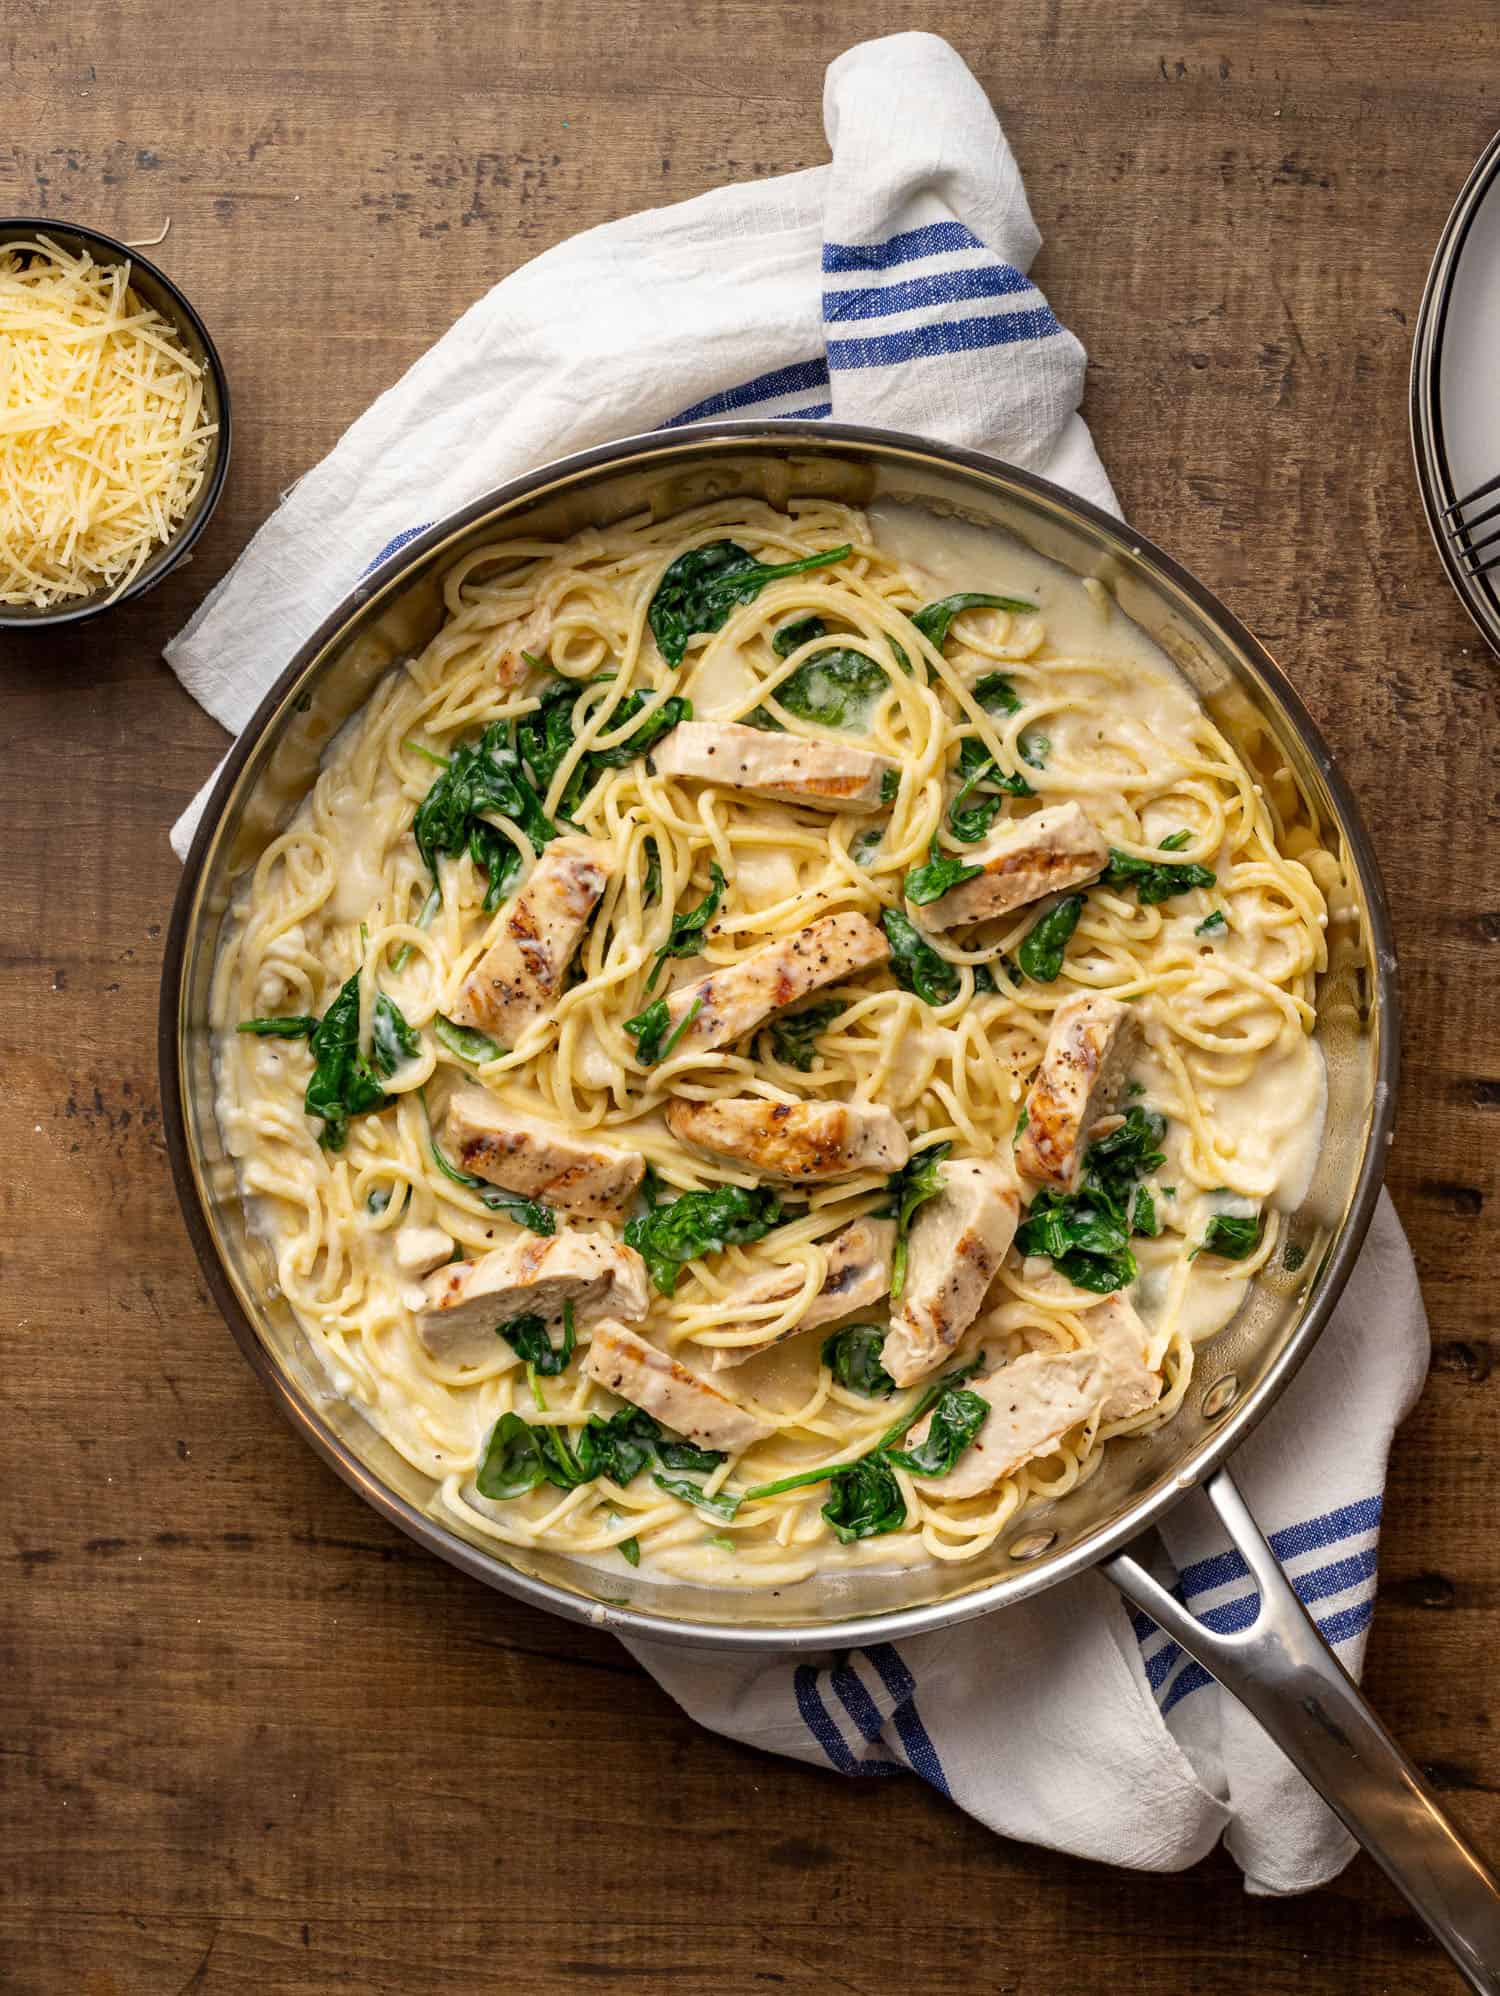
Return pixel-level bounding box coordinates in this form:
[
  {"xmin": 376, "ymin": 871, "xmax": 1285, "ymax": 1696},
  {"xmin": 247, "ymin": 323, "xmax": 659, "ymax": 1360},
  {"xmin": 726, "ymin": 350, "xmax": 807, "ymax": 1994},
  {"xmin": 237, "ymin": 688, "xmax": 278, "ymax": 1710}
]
[{"xmin": 215, "ymin": 496, "xmax": 1334, "ymax": 1589}]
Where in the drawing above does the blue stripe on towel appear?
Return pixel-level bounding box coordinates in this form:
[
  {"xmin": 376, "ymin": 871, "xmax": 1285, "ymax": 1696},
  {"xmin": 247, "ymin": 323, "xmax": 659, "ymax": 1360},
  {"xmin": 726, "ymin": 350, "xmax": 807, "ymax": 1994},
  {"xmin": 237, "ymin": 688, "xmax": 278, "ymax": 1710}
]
[
  {"xmin": 364, "ymin": 522, "xmax": 433, "ymax": 574},
  {"xmin": 794, "ymin": 1665, "xmax": 897, "ymax": 1777},
  {"xmin": 823, "ymin": 262, "xmax": 1034, "ymax": 324},
  {"xmin": 862, "ymin": 1643, "xmax": 952, "ymax": 1798},
  {"xmin": 828, "ymin": 307, "xmax": 1063, "ymax": 373},
  {"xmin": 822, "ymin": 221, "xmax": 983, "ymax": 272},
  {"xmin": 664, "ymin": 357, "xmax": 831, "ymax": 428},
  {"xmin": 831, "ymin": 1657, "xmax": 889, "ymax": 1745},
  {"xmin": 1174, "ymin": 1496, "xmax": 1384, "ymax": 1602}
]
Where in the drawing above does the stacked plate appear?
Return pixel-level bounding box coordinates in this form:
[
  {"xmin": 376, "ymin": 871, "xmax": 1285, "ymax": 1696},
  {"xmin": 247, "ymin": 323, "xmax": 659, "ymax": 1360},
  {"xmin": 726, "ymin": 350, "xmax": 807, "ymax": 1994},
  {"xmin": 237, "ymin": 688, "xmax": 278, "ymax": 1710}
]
[{"xmin": 1412, "ymin": 130, "xmax": 1500, "ymax": 656}]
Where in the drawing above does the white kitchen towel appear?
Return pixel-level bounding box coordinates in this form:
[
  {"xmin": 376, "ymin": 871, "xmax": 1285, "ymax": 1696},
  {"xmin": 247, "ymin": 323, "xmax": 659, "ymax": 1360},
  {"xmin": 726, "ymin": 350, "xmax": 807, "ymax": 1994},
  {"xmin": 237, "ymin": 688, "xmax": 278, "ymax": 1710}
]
[
  {"xmin": 164, "ymin": 31, "xmax": 1432, "ymax": 1894},
  {"xmin": 628, "ymin": 1190, "xmax": 1428, "ymax": 1896}
]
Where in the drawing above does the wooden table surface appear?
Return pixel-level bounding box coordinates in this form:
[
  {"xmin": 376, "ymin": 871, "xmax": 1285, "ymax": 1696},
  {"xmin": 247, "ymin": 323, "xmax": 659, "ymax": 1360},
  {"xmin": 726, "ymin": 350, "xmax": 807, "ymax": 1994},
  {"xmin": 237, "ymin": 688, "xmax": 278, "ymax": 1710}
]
[{"xmin": 7, "ymin": 3, "xmax": 1500, "ymax": 1990}]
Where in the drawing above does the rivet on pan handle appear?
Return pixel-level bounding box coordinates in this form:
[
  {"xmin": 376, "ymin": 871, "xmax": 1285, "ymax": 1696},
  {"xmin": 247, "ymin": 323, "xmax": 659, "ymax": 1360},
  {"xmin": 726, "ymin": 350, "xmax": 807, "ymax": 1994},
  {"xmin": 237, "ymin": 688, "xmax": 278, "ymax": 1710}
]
[{"xmin": 1104, "ymin": 1466, "xmax": 1500, "ymax": 1994}]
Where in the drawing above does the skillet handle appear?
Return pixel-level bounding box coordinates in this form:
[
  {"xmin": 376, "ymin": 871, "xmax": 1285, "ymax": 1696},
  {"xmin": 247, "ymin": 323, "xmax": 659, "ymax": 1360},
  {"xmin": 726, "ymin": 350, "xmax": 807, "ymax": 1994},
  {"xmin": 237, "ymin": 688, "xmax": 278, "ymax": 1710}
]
[{"xmin": 1103, "ymin": 1465, "xmax": 1500, "ymax": 1994}]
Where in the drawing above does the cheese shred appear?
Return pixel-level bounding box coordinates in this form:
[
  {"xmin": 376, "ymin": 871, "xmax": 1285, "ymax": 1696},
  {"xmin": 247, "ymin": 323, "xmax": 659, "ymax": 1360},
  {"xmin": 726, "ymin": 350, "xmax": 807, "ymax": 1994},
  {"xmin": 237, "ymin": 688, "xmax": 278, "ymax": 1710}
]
[{"xmin": 0, "ymin": 234, "xmax": 218, "ymax": 610}]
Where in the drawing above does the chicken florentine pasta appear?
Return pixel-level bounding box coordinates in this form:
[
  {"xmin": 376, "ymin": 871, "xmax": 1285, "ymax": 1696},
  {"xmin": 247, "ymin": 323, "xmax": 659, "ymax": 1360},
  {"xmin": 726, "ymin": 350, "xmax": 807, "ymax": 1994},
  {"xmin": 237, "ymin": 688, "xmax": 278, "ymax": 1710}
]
[{"xmin": 215, "ymin": 496, "xmax": 1332, "ymax": 1587}]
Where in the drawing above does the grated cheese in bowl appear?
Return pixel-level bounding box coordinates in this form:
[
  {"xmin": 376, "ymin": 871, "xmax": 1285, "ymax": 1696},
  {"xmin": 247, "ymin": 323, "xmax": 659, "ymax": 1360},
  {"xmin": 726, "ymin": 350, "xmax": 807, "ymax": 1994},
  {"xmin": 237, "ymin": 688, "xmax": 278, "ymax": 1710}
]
[{"xmin": 0, "ymin": 233, "xmax": 221, "ymax": 613}]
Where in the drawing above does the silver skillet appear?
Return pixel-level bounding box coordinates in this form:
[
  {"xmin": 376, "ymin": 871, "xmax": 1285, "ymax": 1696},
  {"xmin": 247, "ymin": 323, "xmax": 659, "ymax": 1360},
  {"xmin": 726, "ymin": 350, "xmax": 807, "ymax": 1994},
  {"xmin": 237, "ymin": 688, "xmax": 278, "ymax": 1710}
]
[{"xmin": 160, "ymin": 423, "xmax": 1500, "ymax": 1987}]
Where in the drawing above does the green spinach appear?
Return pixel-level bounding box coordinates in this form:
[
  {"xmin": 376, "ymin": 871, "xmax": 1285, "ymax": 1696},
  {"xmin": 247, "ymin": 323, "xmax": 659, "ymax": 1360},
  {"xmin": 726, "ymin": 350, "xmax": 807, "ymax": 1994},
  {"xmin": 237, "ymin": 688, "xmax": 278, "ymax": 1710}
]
[
  {"xmin": 577, "ymin": 1406, "xmax": 663, "ymax": 1486},
  {"xmin": 885, "ymin": 1384, "xmax": 990, "ymax": 1477},
  {"xmin": 821, "ymin": 1455, "xmax": 907, "ymax": 1543},
  {"xmin": 557, "ymin": 689, "xmax": 693, "ymax": 817},
  {"xmin": 303, "ymin": 975, "xmax": 418, "ymax": 1151},
  {"xmin": 1017, "ymin": 894, "xmax": 1085, "ymax": 982},
  {"xmin": 646, "ymin": 862, "xmax": 727, "ymax": 993},
  {"xmin": 434, "ymin": 1015, "xmax": 503, "ymax": 1064},
  {"xmin": 476, "ymin": 1412, "xmax": 585, "ymax": 1500},
  {"xmin": 412, "ymin": 717, "xmax": 560, "ymax": 910},
  {"xmin": 884, "ymin": 1142, "xmax": 953, "ymax": 1301},
  {"xmin": 882, "ymin": 908, "xmax": 960, "ymax": 1006},
  {"xmin": 624, "ymin": 993, "xmax": 702, "ymax": 1067},
  {"xmin": 1196, "ymin": 910, "xmax": 1227, "ymax": 936},
  {"xmin": 649, "ymin": 540, "xmax": 852, "ymax": 667},
  {"xmin": 1197, "ymin": 1211, "xmax": 1264, "ymax": 1260},
  {"xmin": 1012, "ymin": 1109, "xmax": 1164, "ymax": 1292},
  {"xmin": 499, "ymin": 1300, "xmax": 576, "ymax": 1378},
  {"xmin": 772, "ymin": 614, "xmax": 829, "ymax": 657},
  {"xmin": 904, "ymin": 843, "xmax": 983, "ymax": 907},
  {"xmin": 912, "ymin": 592, "xmax": 1037, "ymax": 651},
  {"xmin": 624, "ymin": 1184, "xmax": 783, "ymax": 1296},
  {"xmin": 765, "ymin": 1000, "xmax": 844, "ymax": 1071},
  {"xmin": 775, "ymin": 647, "xmax": 889, "ymax": 729},
  {"xmin": 1102, "ymin": 839, "xmax": 1217, "ymax": 907},
  {"xmin": 821, "ymin": 1324, "xmax": 896, "ymax": 1397},
  {"xmin": 236, "ymin": 1015, "xmax": 318, "ymax": 1038}
]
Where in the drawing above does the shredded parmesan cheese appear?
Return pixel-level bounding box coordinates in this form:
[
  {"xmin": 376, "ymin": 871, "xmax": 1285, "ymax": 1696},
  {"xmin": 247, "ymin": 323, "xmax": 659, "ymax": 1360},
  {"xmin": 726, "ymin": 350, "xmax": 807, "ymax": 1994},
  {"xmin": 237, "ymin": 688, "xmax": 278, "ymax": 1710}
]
[{"xmin": 0, "ymin": 234, "xmax": 218, "ymax": 610}]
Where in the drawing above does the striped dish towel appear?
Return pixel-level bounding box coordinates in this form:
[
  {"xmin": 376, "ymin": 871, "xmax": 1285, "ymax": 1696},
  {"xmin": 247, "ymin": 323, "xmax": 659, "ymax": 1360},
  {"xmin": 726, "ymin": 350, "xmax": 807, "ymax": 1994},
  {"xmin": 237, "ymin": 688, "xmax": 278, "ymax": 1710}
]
[{"xmin": 163, "ymin": 31, "xmax": 1431, "ymax": 1892}]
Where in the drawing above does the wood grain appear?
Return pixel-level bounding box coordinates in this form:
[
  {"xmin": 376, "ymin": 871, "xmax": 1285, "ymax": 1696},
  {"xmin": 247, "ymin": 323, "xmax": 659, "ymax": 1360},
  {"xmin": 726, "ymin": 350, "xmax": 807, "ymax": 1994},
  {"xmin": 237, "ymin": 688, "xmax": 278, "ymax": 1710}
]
[{"xmin": 4, "ymin": 2, "xmax": 1499, "ymax": 1990}]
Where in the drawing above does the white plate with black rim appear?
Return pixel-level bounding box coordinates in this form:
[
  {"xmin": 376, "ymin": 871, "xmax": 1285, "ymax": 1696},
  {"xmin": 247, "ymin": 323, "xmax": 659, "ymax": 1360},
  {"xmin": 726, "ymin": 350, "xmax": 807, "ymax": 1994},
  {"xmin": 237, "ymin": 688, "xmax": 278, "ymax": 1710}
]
[{"xmin": 1412, "ymin": 127, "xmax": 1500, "ymax": 657}]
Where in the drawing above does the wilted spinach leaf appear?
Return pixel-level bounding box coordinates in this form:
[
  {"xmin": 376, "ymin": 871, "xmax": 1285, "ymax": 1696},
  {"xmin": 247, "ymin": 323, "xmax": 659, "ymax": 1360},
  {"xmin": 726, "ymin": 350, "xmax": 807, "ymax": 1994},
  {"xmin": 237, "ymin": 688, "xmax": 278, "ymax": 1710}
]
[
  {"xmin": 624, "ymin": 994, "xmax": 702, "ymax": 1067},
  {"xmin": 1015, "ymin": 1186, "xmax": 1138, "ymax": 1293},
  {"xmin": 1017, "ymin": 894, "xmax": 1085, "ymax": 982},
  {"xmin": 412, "ymin": 717, "xmax": 560, "ymax": 911},
  {"xmin": 821, "ymin": 1455, "xmax": 907, "ymax": 1543},
  {"xmin": 764, "ymin": 1000, "xmax": 843, "ymax": 1071},
  {"xmin": 821, "ymin": 1323, "xmax": 896, "ymax": 1397},
  {"xmin": 772, "ymin": 614, "xmax": 828, "ymax": 657},
  {"xmin": 499, "ymin": 1300, "xmax": 576, "ymax": 1377},
  {"xmin": 650, "ymin": 1469, "xmax": 742, "ymax": 1519},
  {"xmin": 577, "ymin": 1406, "xmax": 662, "ymax": 1486},
  {"xmin": 1012, "ymin": 1109, "xmax": 1164, "ymax": 1292},
  {"xmin": 476, "ymin": 1412, "xmax": 585, "ymax": 1500},
  {"xmin": 904, "ymin": 844, "xmax": 983, "ymax": 907},
  {"xmin": 434, "ymin": 1015, "xmax": 503, "ymax": 1064},
  {"xmin": 557, "ymin": 689, "xmax": 693, "ymax": 817},
  {"xmin": 303, "ymin": 975, "xmax": 417, "ymax": 1151},
  {"xmin": 1102, "ymin": 839, "xmax": 1216, "ymax": 907},
  {"xmin": 885, "ymin": 1385, "xmax": 989, "ymax": 1477},
  {"xmin": 649, "ymin": 540, "xmax": 852, "ymax": 667},
  {"xmin": 646, "ymin": 862, "xmax": 727, "ymax": 993},
  {"xmin": 882, "ymin": 909, "xmax": 960, "ymax": 1006},
  {"xmin": 912, "ymin": 592, "xmax": 1036, "ymax": 652},
  {"xmin": 237, "ymin": 1015, "xmax": 318, "ymax": 1039},
  {"xmin": 1197, "ymin": 1211, "xmax": 1264, "ymax": 1260},
  {"xmin": 884, "ymin": 1142, "xmax": 953, "ymax": 1301},
  {"xmin": 776, "ymin": 647, "xmax": 889, "ymax": 730},
  {"xmin": 625, "ymin": 1184, "xmax": 783, "ymax": 1297}
]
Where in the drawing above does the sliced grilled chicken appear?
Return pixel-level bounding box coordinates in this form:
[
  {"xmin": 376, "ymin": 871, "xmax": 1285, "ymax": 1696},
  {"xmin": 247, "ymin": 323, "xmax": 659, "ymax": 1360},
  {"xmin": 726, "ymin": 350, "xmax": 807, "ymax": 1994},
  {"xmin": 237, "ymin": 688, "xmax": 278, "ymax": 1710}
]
[
  {"xmin": 1015, "ymin": 993, "xmax": 1140, "ymax": 1191},
  {"xmin": 881, "ymin": 1156, "xmax": 1022, "ymax": 1387},
  {"xmin": 416, "ymin": 1231, "xmax": 648, "ymax": 1370},
  {"xmin": 444, "ymin": 1087, "xmax": 646, "ymax": 1222},
  {"xmin": 448, "ymin": 836, "xmax": 611, "ymax": 1044},
  {"xmin": 652, "ymin": 720, "xmax": 895, "ymax": 813},
  {"xmin": 661, "ymin": 911, "xmax": 889, "ymax": 1057},
  {"xmin": 904, "ymin": 1347, "xmax": 1105, "ymax": 1498},
  {"xmin": 393, "ymin": 1224, "xmax": 455, "ymax": 1275},
  {"xmin": 711, "ymin": 1216, "xmax": 897, "ymax": 1369},
  {"xmin": 1087, "ymin": 1290, "xmax": 1167, "ymax": 1421},
  {"xmin": 665, "ymin": 1096, "xmax": 909, "ymax": 1182},
  {"xmin": 911, "ymin": 801, "xmax": 1109, "ymax": 932},
  {"xmin": 582, "ymin": 1320, "xmax": 773, "ymax": 1453}
]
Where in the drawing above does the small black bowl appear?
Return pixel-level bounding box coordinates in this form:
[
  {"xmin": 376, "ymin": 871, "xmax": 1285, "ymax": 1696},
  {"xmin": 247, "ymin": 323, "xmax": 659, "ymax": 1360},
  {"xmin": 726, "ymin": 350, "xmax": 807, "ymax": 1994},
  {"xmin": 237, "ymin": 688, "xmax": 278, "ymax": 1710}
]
[{"xmin": 0, "ymin": 217, "xmax": 232, "ymax": 629}]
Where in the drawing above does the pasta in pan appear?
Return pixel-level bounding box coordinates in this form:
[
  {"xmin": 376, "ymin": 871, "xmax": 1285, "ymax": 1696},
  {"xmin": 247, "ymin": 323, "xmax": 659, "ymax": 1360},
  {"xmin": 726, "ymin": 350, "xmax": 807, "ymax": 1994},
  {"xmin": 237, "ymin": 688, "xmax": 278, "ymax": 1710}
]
[{"xmin": 215, "ymin": 495, "xmax": 1331, "ymax": 1588}]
